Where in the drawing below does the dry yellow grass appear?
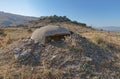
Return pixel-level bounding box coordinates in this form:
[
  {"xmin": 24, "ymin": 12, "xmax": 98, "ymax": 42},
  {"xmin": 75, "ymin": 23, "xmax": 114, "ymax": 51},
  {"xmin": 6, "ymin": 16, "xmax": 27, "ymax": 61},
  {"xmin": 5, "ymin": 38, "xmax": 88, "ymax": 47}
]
[
  {"xmin": 0, "ymin": 27, "xmax": 33, "ymax": 48},
  {"xmin": 0, "ymin": 24, "xmax": 120, "ymax": 79}
]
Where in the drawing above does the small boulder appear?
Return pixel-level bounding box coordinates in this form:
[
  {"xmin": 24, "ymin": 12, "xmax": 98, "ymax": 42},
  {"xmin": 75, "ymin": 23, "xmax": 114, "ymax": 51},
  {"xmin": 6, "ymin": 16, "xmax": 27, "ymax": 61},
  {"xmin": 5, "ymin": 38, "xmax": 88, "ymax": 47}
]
[
  {"xmin": 13, "ymin": 48, "xmax": 21, "ymax": 59},
  {"xmin": 17, "ymin": 49, "xmax": 31, "ymax": 62}
]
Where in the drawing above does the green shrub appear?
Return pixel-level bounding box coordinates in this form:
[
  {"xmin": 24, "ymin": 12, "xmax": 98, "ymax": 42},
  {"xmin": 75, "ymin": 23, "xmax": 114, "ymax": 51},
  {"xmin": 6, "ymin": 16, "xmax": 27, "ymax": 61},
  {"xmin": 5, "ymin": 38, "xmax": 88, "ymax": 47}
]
[{"xmin": 95, "ymin": 37, "xmax": 104, "ymax": 44}]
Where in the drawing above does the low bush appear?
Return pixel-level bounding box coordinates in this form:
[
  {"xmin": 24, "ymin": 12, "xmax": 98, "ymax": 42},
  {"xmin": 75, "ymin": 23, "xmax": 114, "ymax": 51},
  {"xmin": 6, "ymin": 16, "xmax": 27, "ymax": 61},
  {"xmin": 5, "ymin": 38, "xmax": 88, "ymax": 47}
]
[{"xmin": 95, "ymin": 37, "xmax": 104, "ymax": 44}]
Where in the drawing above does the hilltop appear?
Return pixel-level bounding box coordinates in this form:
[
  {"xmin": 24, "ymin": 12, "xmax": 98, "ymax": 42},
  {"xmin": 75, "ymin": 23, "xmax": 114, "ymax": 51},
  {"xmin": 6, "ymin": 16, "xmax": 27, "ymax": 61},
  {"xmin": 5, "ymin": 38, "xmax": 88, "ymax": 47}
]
[
  {"xmin": 0, "ymin": 15, "xmax": 120, "ymax": 79},
  {"xmin": 22, "ymin": 15, "xmax": 88, "ymax": 28}
]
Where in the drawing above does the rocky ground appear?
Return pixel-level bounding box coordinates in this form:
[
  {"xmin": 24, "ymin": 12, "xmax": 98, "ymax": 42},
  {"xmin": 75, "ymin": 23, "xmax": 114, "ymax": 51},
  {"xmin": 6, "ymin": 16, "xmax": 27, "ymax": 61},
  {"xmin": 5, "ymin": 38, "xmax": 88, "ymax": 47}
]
[{"xmin": 0, "ymin": 32, "xmax": 119, "ymax": 79}]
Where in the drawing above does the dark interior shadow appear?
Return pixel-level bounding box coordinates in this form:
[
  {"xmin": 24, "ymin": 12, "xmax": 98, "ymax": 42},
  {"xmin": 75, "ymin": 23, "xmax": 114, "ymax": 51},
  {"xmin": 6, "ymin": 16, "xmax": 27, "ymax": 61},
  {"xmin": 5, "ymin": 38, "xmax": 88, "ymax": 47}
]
[{"xmin": 48, "ymin": 40, "xmax": 66, "ymax": 48}]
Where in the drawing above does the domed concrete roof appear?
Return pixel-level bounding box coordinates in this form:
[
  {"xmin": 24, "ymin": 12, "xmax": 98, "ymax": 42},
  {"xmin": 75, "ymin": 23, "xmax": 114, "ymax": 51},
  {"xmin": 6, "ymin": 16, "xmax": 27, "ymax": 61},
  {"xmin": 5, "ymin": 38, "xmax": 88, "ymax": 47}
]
[{"xmin": 31, "ymin": 25, "xmax": 70, "ymax": 44}]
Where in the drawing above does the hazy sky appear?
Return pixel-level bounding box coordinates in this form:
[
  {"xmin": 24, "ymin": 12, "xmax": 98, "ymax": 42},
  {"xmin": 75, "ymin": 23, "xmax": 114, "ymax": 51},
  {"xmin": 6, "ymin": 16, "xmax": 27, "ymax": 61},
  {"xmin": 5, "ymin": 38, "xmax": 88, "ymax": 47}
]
[{"xmin": 0, "ymin": 0, "xmax": 120, "ymax": 27}]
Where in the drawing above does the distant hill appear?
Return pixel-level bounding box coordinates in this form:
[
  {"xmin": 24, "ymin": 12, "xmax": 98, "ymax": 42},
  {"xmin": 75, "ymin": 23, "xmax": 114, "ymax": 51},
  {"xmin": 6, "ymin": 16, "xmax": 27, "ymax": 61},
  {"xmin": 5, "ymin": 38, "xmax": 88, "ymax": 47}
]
[
  {"xmin": 0, "ymin": 11, "xmax": 37, "ymax": 26},
  {"xmin": 96, "ymin": 26, "xmax": 120, "ymax": 31}
]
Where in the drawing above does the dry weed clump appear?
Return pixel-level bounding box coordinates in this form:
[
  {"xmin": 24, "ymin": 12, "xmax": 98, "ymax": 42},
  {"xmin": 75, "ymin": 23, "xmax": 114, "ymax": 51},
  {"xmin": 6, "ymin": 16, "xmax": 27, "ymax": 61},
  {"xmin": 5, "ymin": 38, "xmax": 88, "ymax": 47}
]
[
  {"xmin": 95, "ymin": 36, "xmax": 104, "ymax": 44},
  {"xmin": 40, "ymin": 68, "xmax": 62, "ymax": 79},
  {"xmin": 0, "ymin": 28, "xmax": 6, "ymax": 36},
  {"xmin": 33, "ymin": 60, "xmax": 63, "ymax": 79},
  {"xmin": 0, "ymin": 34, "xmax": 13, "ymax": 47},
  {"xmin": 27, "ymin": 28, "xmax": 33, "ymax": 33}
]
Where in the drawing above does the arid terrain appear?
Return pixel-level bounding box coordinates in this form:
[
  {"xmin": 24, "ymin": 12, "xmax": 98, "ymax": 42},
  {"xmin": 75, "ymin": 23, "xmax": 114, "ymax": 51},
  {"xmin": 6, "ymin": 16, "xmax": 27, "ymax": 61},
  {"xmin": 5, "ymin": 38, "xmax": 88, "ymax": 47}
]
[{"xmin": 0, "ymin": 16, "xmax": 120, "ymax": 79}]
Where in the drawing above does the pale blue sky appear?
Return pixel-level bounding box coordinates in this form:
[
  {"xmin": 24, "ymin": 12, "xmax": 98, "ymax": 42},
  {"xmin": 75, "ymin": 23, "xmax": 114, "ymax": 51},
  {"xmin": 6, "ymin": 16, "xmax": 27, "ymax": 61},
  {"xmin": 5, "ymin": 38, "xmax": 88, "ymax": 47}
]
[{"xmin": 0, "ymin": 0, "xmax": 120, "ymax": 27}]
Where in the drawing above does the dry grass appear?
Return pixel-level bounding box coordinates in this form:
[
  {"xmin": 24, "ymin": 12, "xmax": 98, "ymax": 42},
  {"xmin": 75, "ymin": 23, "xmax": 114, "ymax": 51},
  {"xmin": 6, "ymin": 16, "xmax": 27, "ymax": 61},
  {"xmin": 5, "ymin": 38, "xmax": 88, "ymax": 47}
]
[
  {"xmin": 0, "ymin": 24, "xmax": 120, "ymax": 79},
  {"xmin": 81, "ymin": 30, "xmax": 120, "ymax": 60},
  {"xmin": 81, "ymin": 30, "xmax": 120, "ymax": 46},
  {"xmin": 0, "ymin": 27, "xmax": 33, "ymax": 48}
]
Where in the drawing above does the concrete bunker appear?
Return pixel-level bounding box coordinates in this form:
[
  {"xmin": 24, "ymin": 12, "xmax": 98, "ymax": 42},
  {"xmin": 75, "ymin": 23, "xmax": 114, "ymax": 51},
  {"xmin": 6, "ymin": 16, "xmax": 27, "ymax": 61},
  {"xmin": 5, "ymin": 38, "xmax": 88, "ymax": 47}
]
[{"xmin": 31, "ymin": 25, "xmax": 70, "ymax": 44}]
